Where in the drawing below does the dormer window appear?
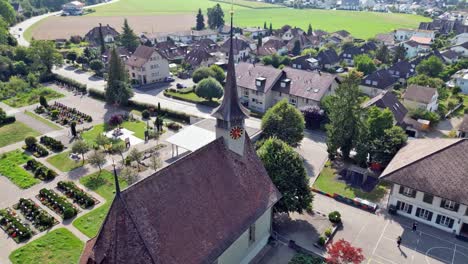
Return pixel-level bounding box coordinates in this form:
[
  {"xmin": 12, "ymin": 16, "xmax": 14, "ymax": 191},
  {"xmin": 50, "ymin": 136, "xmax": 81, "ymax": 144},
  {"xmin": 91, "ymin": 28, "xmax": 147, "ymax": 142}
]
[
  {"xmin": 256, "ymin": 77, "xmax": 266, "ymax": 87},
  {"xmin": 281, "ymin": 79, "xmax": 291, "ymax": 88}
]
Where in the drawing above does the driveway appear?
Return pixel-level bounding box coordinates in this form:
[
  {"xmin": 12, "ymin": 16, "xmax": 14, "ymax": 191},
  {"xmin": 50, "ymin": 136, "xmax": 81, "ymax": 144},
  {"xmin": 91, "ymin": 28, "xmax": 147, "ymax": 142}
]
[{"xmin": 296, "ymin": 130, "xmax": 328, "ymax": 184}]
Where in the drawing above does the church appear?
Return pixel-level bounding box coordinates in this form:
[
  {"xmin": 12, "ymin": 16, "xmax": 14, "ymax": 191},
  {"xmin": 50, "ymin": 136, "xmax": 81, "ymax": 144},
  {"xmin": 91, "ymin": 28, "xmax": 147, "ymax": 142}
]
[{"xmin": 79, "ymin": 12, "xmax": 281, "ymax": 264}]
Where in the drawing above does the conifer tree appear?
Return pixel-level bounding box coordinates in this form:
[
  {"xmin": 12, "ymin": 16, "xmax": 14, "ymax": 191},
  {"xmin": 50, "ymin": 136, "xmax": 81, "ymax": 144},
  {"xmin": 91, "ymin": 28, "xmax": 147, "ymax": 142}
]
[
  {"xmin": 307, "ymin": 24, "xmax": 313, "ymax": 36},
  {"xmin": 98, "ymin": 23, "xmax": 106, "ymax": 54},
  {"xmin": 106, "ymin": 47, "xmax": 134, "ymax": 105},
  {"xmin": 120, "ymin": 19, "xmax": 139, "ymax": 52},
  {"xmin": 196, "ymin": 8, "xmax": 205, "ymax": 30}
]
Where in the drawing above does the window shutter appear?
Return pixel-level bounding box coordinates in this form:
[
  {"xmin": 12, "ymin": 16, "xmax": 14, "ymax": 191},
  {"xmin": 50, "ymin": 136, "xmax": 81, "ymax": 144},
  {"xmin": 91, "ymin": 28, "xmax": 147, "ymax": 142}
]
[
  {"xmin": 407, "ymin": 204, "xmax": 413, "ymax": 214},
  {"xmin": 454, "ymin": 203, "xmax": 460, "ymax": 212},
  {"xmin": 440, "ymin": 199, "xmax": 446, "ymax": 208},
  {"xmin": 436, "ymin": 214, "xmax": 441, "ymax": 224},
  {"xmin": 416, "ymin": 208, "xmax": 421, "ymax": 217},
  {"xmin": 397, "ymin": 201, "xmax": 401, "ymax": 210},
  {"xmin": 428, "ymin": 212, "xmax": 433, "ymax": 221},
  {"xmin": 448, "ymin": 219, "xmax": 454, "ymax": 229},
  {"xmin": 399, "ymin": 186, "xmax": 404, "ymax": 194}
]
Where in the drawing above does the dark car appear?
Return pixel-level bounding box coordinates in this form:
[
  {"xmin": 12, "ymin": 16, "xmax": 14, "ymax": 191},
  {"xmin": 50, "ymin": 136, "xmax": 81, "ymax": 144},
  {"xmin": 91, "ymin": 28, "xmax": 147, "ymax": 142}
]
[
  {"xmin": 176, "ymin": 83, "xmax": 186, "ymax": 89},
  {"xmin": 165, "ymin": 77, "xmax": 175, "ymax": 82}
]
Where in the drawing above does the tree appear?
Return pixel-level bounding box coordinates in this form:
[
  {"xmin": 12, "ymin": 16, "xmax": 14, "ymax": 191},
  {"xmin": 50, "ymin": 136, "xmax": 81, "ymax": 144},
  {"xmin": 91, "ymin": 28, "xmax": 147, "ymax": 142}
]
[
  {"xmin": 128, "ymin": 147, "xmax": 143, "ymax": 171},
  {"xmin": 326, "ymin": 239, "xmax": 365, "ymax": 264},
  {"xmin": 120, "ymin": 19, "xmax": 139, "ymax": 52},
  {"xmin": 28, "ymin": 40, "xmax": 63, "ymax": 73},
  {"xmin": 98, "ymin": 23, "xmax": 106, "ymax": 54},
  {"xmin": 393, "ymin": 45, "xmax": 406, "ymax": 63},
  {"xmin": 111, "ymin": 143, "xmax": 126, "ymax": 164},
  {"xmin": 207, "ymin": 4, "xmax": 224, "ymax": 29},
  {"xmin": 89, "ymin": 59, "xmax": 104, "ymax": 74},
  {"xmin": 0, "ymin": 0, "xmax": 16, "ymax": 25},
  {"xmin": 88, "ymin": 150, "xmax": 107, "ymax": 174},
  {"xmin": 367, "ymin": 107, "xmax": 393, "ymax": 140},
  {"xmin": 196, "ymin": 8, "xmax": 205, "ymax": 30},
  {"xmin": 269, "ymin": 23, "xmax": 273, "ymax": 35},
  {"xmin": 192, "ymin": 67, "xmax": 214, "ymax": 83},
  {"xmin": 354, "ymin": 54, "xmax": 376, "ymax": 75},
  {"xmin": 370, "ymin": 126, "xmax": 407, "ymax": 165},
  {"xmin": 262, "ymin": 54, "xmax": 291, "ymax": 68},
  {"xmin": 106, "ymin": 47, "xmax": 134, "ymax": 105},
  {"xmin": 307, "ymin": 23, "xmax": 313, "ymax": 36},
  {"xmin": 70, "ymin": 121, "xmax": 77, "ymax": 137},
  {"xmin": 39, "ymin": 95, "xmax": 48, "ymax": 108},
  {"xmin": 66, "ymin": 51, "xmax": 78, "ymax": 63},
  {"xmin": 257, "ymin": 138, "xmax": 313, "ymax": 214},
  {"xmin": 195, "ymin": 77, "xmax": 223, "ymax": 101},
  {"xmin": 262, "ymin": 99, "xmax": 305, "ymax": 147},
  {"xmin": 375, "ymin": 44, "xmax": 389, "ymax": 64},
  {"xmin": 407, "ymin": 74, "xmax": 445, "ymax": 88},
  {"xmin": 326, "ymin": 71, "xmax": 364, "ymax": 159},
  {"xmin": 292, "ymin": 40, "xmax": 301, "ymax": 56},
  {"xmin": 301, "ymin": 105, "xmax": 325, "ymax": 129},
  {"xmin": 263, "ymin": 21, "xmax": 267, "ymax": 29},
  {"xmin": 95, "ymin": 134, "xmax": 111, "ymax": 149},
  {"xmin": 301, "ymin": 48, "xmax": 318, "ymax": 57},
  {"xmin": 149, "ymin": 153, "xmax": 162, "ymax": 171},
  {"xmin": 120, "ymin": 166, "xmax": 138, "ymax": 184},
  {"xmin": 257, "ymin": 36, "xmax": 262, "ymax": 48},
  {"xmin": 416, "ymin": 56, "xmax": 444, "ymax": 77},
  {"xmin": 25, "ymin": 136, "xmax": 37, "ymax": 149},
  {"xmin": 209, "ymin": 64, "xmax": 225, "ymax": 83},
  {"xmin": 72, "ymin": 140, "xmax": 90, "ymax": 165}
]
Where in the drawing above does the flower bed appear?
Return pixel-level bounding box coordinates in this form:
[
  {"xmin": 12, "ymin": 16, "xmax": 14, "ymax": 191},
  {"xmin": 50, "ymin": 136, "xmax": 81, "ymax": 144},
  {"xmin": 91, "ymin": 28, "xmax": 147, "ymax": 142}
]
[
  {"xmin": 38, "ymin": 189, "xmax": 78, "ymax": 220},
  {"xmin": 57, "ymin": 181, "xmax": 97, "ymax": 209},
  {"xmin": 23, "ymin": 143, "xmax": 49, "ymax": 158},
  {"xmin": 0, "ymin": 209, "xmax": 33, "ymax": 243},
  {"xmin": 34, "ymin": 102, "xmax": 92, "ymax": 127},
  {"xmin": 40, "ymin": 136, "xmax": 65, "ymax": 152},
  {"xmin": 24, "ymin": 159, "xmax": 57, "ymax": 181},
  {"xmin": 13, "ymin": 198, "xmax": 58, "ymax": 231}
]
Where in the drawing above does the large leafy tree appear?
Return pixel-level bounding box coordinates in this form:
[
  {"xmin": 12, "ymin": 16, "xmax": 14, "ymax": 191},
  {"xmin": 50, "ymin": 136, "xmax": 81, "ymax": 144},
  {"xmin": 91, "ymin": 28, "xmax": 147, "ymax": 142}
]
[
  {"xmin": 0, "ymin": 0, "xmax": 16, "ymax": 25},
  {"xmin": 28, "ymin": 40, "xmax": 63, "ymax": 74},
  {"xmin": 393, "ymin": 45, "xmax": 406, "ymax": 63},
  {"xmin": 209, "ymin": 64, "xmax": 225, "ymax": 83},
  {"xmin": 71, "ymin": 140, "xmax": 90, "ymax": 165},
  {"xmin": 326, "ymin": 71, "xmax": 364, "ymax": 159},
  {"xmin": 257, "ymin": 138, "xmax": 313, "ymax": 214},
  {"xmin": 106, "ymin": 48, "xmax": 134, "ymax": 105},
  {"xmin": 371, "ymin": 126, "xmax": 407, "ymax": 165},
  {"xmin": 416, "ymin": 56, "xmax": 444, "ymax": 77},
  {"xmin": 196, "ymin": 8, "xmax": 205, "ymax": 30},
  {"xmin": 407, "ymin": 74, "xmax": 445, "ymax": 88},
  {"xmin": 262, "ymin": 99, "xmax": 305, "ymax": 147},
  {"xmin": 195, "ymin": 77, "xmax": 223, "ymax": 101},
  {"xmin": 375, "ymin": 44, "xmax": 389, "ymax": 64},
  {"xmin": 326, "ymin": 239, "xmax": 365, "ymax": 264},
  {"xmin": 207, "ymin": 4, "xmax": 224, "ymax": 29},
  {"xmin": 262, "ymin": 54, "xmax": 291, "ymax": 68},
  {"xmin": 120, "ymin": 19, "xmax": 139, "ymax": 52},
  {"xmin": 354, "ymin": 54, "xmax": 376, "ymax": 75}
]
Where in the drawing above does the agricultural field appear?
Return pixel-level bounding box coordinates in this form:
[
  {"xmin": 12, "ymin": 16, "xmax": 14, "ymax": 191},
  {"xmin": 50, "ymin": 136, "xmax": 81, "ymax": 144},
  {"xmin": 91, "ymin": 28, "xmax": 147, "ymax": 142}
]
[{"xmin": 28, "ymin": 0, "xmax": 429, "ymax": 40}]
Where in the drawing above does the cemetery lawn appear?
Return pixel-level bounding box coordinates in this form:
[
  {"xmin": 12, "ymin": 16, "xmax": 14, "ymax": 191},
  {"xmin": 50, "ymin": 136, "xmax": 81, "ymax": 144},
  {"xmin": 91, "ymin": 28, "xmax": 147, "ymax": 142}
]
[
  {"xmin": 73, "ymin": 170, "xmax": 128, "ymax": 238},
  {"xmin": 0, "ymin": 150, "xmax": 39, "ymax": 189},
  {"xmin": 81, "ymin": 121, "xmax": 147, "ymax": 145},
  {"xmin": 9, "ymin": 228, "xmax": 84, "ymax": 264},
  {"xmin": 2, "ymin": 87, "xmax": 64, "ymax": 107},
  {"xmin": 24, "ymin": 110, "xmax": 62, "ymax": 130},
  {"xmin": 313, "ymin": 163, "xmax": 388, "ymax": 203},
  {"xmin": 0, "ymin": 121, "xmax": 40, "ymax": 148},
  {"xmin": 46, "ymin": 150, "xmax": 87, "ymax": 172}
]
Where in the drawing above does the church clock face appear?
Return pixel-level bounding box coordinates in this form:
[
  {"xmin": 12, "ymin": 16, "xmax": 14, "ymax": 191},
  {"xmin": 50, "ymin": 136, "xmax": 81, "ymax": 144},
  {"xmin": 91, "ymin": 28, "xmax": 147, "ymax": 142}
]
[{"xmin": 230, "ymin": 126, "xmax": 243, "ymax": 140}]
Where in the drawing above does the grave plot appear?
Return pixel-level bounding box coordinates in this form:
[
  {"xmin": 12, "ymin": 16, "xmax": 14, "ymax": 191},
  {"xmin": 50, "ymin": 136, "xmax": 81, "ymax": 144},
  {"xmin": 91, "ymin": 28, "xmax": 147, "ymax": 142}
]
[
  {"xmin": 34, "ymin": 101, "xmax": 92, "ymax": 127},
  {"xmin": 13, "ymin": 198, "xmax": 59, "ymax": 232},
  {"xmin": 37, "ymin": 189, "xmax": 78, "ymax": 220},
  {"xmin": 57, "ymin": 181, "xmax": 99, "ymax": 209},
  {"xmin": 0, "ymin": 208, "xmax": 33, "ymax": 243}
]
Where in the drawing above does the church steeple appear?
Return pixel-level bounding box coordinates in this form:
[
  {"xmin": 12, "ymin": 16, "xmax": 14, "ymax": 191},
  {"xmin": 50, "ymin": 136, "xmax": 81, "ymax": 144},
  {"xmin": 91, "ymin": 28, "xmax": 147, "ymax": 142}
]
[{"xmin": 212, "ymin": 8, "xmax": 249, "ymax": 156}]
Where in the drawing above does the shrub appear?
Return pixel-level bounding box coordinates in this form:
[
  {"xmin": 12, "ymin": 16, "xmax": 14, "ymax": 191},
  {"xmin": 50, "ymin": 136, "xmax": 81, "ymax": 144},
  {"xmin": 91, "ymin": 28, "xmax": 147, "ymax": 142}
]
[
  {"xmin": 109, "ymin": 114, "xmax": 124, "ymax": 127},
  {"xmin": 63, "ymin": 207, "xmax": 76, "ymax": 219},
  {"xmin": 318, "ymin": 236, "xmax": 326, "ymax": 246},
  {"xmin": 167, "ymin": 122, "xmax": 182, "ymax": 131},
  {"xmin": 328, "ymin": 211, "xmax": 341, "ymax": 223},
  {"xmin": 25, "ymin": 136, "xmax": 37, "ymax": 149},
  {"xmin": 40, "ymin": 136, "xmax": 65, "ymax": 151},
  {"xmin": 50, "ymin": 109, "xmax": 59, "ymax": 119},
  {"xmin": 34, "ymin": 144, "xmax": 49, "ymax": 157},
  {"xmin": 325, "ymin": 228, "xmax": 332, "ymax": 237},
  {"xmin": 142, "ymin": 110, "xmax": 150, "ymax": 119},
  {"xmin": 39, "ymin": 95, "xmax": 48, "ymax": 108}
]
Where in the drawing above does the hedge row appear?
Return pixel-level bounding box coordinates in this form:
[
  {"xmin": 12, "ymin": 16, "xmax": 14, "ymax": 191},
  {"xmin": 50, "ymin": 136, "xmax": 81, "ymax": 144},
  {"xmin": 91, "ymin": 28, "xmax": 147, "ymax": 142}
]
[{"xmin": 45, "ymin": 74, "xmax": 87, "ymax": 93}]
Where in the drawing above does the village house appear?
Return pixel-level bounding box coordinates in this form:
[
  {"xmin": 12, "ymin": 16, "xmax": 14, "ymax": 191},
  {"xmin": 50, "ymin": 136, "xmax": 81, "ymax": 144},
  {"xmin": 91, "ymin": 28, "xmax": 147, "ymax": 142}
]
[
  {"xmin": 339, "ymin": 0, "xmax": 360, "ymax": 10},
  {"xmin": 441, "ymin": 50, "xmax": 461, "ymax": 64},
  {"xmin": 84, "ymin": 24, "xmax": 119, "ymax": 47},
  {"xmin": 291, "ymin": 55, "xmax": 319, "ymax": 71},
  {"xmin": 101, "ymin": 47, "xmax": 130, "ymax": 65},
  {"xmin": 184, "ymin": 48, "xmax": 217, "ymax": 68},
  {"xmin": 403, "ymin": 85, "xmax": 439, "ymax": 112},
  {"xmin": 451, "ymin": 33, "xmax": 468, "ymax": 46},
  {"xmin": 381, "ymin": 139, "xmax": 468, "ymax": 238},
  {"xmin": 256, "ymin": 37, "xmax": 288, "ymax": 57},
  {"xmin": 62, "ymin": 1, "xmax": 84, "ymax": 16},
  {"xmin": 11, "ymin": 3, "xmax": 23, "ymax": 14},
  {"xmin": 155, "ymin": 41, "xmax": 187, "ymax": 62},
  {"xmin": 449, "ymin": 42, "xmax": 468, "ymax": 57},
  {"xmin": 330, "ymin": 30, "xmax": 353, "ymax": 43},
  {"xmin": 457, "ymin": 114, "xmax": 468, "ymax": 138},
  {"xmin": 316, "ymin": 48, "xmax": 340, "ymax": 69},
  {"xmin": 375, "ymin": 33, "xmax": 395, "ymax": 46},
  {"xmin": 125, "ymin": 45, "xmax": 170, "ymax": 85},
  {"xmin": 221, "ymin": 37, "xmax": 252, "ymax": 63},
  {"xmin": 388, "ymin": 60, "xmax": 416, "ymax": 84},
  {"xmin": 394, "ymin": 28, "xmax": 435, "ymax": 42},
  {"xmin": 450, "ymin": 69, "xmax": 468, "ymax": 94},
  {"xmin": 286, "ymin": 34, "xmax": 314, "ymax": 53},
  {"xmin": 140, "ymin": 32, "xmax": 170, "ymax": 45},
  {"xmin": 281, "ymin": 27, "xmax": 304, "ymax": 41},
  {"xmin": 400, "ymin": 40, "xmax": 431, "ymax": 59},
  {"xmin": 360, "ymin": 69, "xmax": 396, "ymax": 96},
  {"xmin": 80, "ymin": 25, "xmax": 282, "ymax": 263},
  {"xmin": 339, "ymin": 45, "xmax": 365, "ymax": 66},
  {"xmin": 235, "ymin": 63, "xmax": 340, "ymax": 113},
  {"xmin": 362, "ymin": 91, "xmax": 408, "ymax": 126},
  {"xmin": 244, "ymin": 27, "xmax": 267, "ymax": 39}
]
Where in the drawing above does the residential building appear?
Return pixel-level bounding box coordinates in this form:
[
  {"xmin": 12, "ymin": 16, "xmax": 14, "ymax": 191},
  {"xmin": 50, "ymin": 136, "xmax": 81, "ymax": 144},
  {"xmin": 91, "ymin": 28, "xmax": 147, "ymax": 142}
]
[
  {"xmin": 281, "ymin": 27, "xmax": 304, "ymax": 41},
  {"xmin": 403, "ymin": 85, "xmax": 439, "ymax": 112},
  {"xmin": 450, "ymin": 69, "xmax": 468, "ymax": 94},
  {"xmin": 401, "ymin": 40, "xmax": 431, "ymax": 59},
  {"xmin": 101, "ymin": 47, "xmax": 130, "ymax": 65},
  {"xmin": 184, "ymin": 48, "xmax": 216, "ymax": 68},
  {"xmin": 360, "ymin": 69, "xmax": 396, "ymax": 96},
  {"xmin": 79, "ymin": 25, "xmax": 281, "ymax": 264},
  {"xmin": 235, "ymin": 63, "xmax": 340, "ymax": 113},
  {"xmin": 381, "ymin": 139, "xmax": 468, "ymax": 238},
  {"xmin": 221, "ymin": 37, "xmax": 252, "ymax": 63},
  {"xmin": 286, "ymin": 34, "xmax": 314, "ymax": 53},
  {"xmin": 125, "ymin": 45, "xmax": 170, "ymax": 85},
  {"xmin": 457, "ymin": 114, "xmax": 468, "ymax": 138},
  {"xmin": 155, "ymin": 41, "xmax": 186, "ymax": 62},
  {"xmin": 375, "ymin": 33, "xmax": 395, "ymax": 46},
  {"xmin": 244, "ymin": 27, "xmax": 267, "ymax": 39},
  {"xmin": 316, "ymin": 48, "xmax": 340, "ymax": 69},
  {"xmin": 441, "ymin": 50, "xmax": 461, "ymax": 64},
  {"xmin": 409, "ymin": 36, "xmax": 433, "ymax": 45},
  {"xmin": 362, "ymin": 91, "xmax": 408, "ymax": 126},
  {"xmin": 256, "ymin": 37, "xmax": 288, "ymax": 56},
  {"xmin": 388, "ymin": 60, "xmax": 416, "ymax": 84},
  {"xmin": 11, "ymin": 3, "xmax": 23, "ymax": 14},
  {"xmin": 394, "ymin": 28, "xmax": 435, "ymax": 42},
  {"xmin": 339, "ymin": 0, "xmax": 360, "ymax": 10},
  {"xmin": 330, "ymin": 30, "xmax": 353, "ymax": 42},
  {"xmin": 291, "ymin": 55, "xmax": 319, "ymax": 71},
  {"xmin": 339, "ymin": 45, "xmax": 364, "ymax": 66},
  {"xmin": 451, "ymin": 33, "xmax": 468, "ymax": 46},
  {"xmin": 84, "ymin": 24, "xmax": 119, "ymax": 47},
  {"xmin": 449, "ymin": 42, "xmax": 468, "ymax": 57},
  {"xmin": 62, "ymin": 1, "xmax": 84, "ymax": 15}
]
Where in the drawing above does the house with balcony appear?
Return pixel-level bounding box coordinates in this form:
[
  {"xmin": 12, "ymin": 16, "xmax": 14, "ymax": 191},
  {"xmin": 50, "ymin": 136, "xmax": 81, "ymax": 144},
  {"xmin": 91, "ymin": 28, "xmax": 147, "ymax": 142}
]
[
  {"xmin": 380, "ymin": 139, "xmax": 468, "ymax": 238},
  {"xmin": 403, "ymin": 85, "xmax": 439, "ymax": 112},
  {"xmin": 125, "ymin": 45, "xmax": 170, "ymax": 85},
  {"xmin": 235, "ymin": 63, "xmax": 339, "ymax": 113}
]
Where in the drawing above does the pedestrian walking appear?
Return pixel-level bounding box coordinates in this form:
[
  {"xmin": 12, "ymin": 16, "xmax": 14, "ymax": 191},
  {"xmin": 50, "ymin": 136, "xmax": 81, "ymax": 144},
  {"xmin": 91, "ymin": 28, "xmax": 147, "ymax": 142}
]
[
  {"xmin": 412, "ymin": 222, "xmax": 418, "ymax": 232},
  {"xmin": 397, "ymin": 236, "xmax": 402, "ymax": 248}
]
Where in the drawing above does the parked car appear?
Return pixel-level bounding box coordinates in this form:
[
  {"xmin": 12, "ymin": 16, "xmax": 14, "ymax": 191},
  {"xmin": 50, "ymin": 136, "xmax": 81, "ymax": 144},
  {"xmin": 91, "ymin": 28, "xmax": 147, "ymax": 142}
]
[
  {"xmin": 176, "ymin": 83, "xmax": 187, "ymax": 89},
  {"xmin": 335, "ymin": 67, "xmax": 344, "ymax": 73},
  {"xmin": 165, "ymin": 77, "xmax": 175, "ymax": 82}
]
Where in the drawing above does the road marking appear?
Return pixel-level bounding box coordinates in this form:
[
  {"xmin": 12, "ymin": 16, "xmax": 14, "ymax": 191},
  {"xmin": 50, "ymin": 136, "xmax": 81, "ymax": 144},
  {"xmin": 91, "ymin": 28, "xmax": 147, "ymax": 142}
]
[
  {"xmin": 399, "ymin": 223, "xmax": 468, "ymax": 251},
  {"xmin": 374, "ymin": 254, "xmax": 399, "ymax": 264},
  {"xmin": 452, "ymin": 244, "xmax": 456, "ymax": 264},
  {"xmin": 425, "ymin": 247, "xmax": 453, "ymax": 264},
  {"xmin": 373, "ymin": 220, "xmax": 390, "ymax": 255},
  {"xmin": 353, "ymin": 218, "xmax": 370, "ymax": 244}
]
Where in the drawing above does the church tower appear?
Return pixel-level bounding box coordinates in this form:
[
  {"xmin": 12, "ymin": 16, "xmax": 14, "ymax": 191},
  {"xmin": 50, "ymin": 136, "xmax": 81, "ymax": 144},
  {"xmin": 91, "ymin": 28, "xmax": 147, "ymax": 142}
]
[{"xmin": 212, "ymin": 9, "xmax": 250, "ymax": 156}]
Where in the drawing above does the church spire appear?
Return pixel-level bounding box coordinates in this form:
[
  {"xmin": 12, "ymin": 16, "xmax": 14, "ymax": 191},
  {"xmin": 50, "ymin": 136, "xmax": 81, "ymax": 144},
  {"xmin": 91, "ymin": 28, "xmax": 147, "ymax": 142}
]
[
  {"xmin": 211, "ymin": 7, "xmax": 249, "ymax": 123},
  {"xmin": 112, "ymin": 160, "xmax": 120, "ymax": 195}
]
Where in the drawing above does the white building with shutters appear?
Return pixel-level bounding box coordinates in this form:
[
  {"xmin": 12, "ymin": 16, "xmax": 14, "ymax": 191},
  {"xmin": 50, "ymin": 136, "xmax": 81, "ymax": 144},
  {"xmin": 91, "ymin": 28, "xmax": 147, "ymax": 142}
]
[{"xmin": 380, "ymin": 139, "xmax": 468, "ymax": 237}]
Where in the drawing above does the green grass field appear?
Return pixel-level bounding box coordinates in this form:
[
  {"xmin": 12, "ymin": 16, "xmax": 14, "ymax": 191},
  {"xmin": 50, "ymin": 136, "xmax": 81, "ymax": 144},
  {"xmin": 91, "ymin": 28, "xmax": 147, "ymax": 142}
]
[
  {"xmin": 9, "ymin": 228, "xmax": 84, "ymax": 264},
  {"xmin": 73, "ymin": 170, "xmax": 128, "ymax": 238},
  {"xmin": 0, "ymin": 121, "xmax": 40, "ymax": 148},
  {"xmin": 2, "ymin": 87, "xmax": 64, "ymax": 108},
  {"xmin": 24, "ymin": 111, "xmax": 63, "ymax": 130},
  {"xmin": 89, "ymin": 0, "xmax": 429, "ymax": 39},
  {"xmin": 0, "ymin": 150, "xmax": 39, "ymax": 189},
  {"xmin": 81, "ymin": 121, "xmax": 147, "ymax": 146},
  {"xmin": 46, "ymin": 151, "xmax": 87, "ymax": 172}
]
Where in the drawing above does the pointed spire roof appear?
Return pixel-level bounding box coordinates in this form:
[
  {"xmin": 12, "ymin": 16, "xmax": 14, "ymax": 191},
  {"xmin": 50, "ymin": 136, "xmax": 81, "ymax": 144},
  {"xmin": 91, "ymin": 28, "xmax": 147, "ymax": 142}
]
[{"xmin": 212, "ymin": 10, "xmax": 249, "ymax": 121}]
